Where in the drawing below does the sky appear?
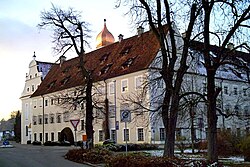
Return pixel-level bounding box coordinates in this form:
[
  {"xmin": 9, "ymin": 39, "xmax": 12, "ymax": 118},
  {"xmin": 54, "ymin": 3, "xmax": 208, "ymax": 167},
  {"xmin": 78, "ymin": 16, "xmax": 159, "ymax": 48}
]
[{"xmin": 0, "ymin": 0, "xmax": 135, "ymax": 120}]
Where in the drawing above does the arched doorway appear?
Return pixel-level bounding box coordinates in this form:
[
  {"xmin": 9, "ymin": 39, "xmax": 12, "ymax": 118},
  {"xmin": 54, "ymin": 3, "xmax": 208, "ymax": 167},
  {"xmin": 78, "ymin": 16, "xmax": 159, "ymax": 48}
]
[{"xmin": 60, "ymin": 127, "xmax": 74, "ymax": 145}]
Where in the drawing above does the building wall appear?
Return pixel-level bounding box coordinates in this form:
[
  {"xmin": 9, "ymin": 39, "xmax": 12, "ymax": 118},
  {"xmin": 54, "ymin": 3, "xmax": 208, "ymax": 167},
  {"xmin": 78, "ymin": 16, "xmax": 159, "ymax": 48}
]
[{"xmin": 20, "ymin": 59, "xmax": 43, "ymax": 144}]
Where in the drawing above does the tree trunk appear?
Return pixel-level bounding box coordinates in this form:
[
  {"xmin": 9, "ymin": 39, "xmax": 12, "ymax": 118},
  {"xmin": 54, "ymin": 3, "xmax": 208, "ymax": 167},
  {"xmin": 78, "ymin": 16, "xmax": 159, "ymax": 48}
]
[
  {"xmin": 104, "ymin": 98, "xmax": 110, "ymax": 140},
  {"xmin": 162, "ymin": 95, "xmax": 179, "ymax": 157},
  {"xmin": 85, "ymin": 76, "xmax": 94, "ymax": 149},
  {"xmin": 206, "ymin": 71, "xmax": 218, "ymax": 162}
]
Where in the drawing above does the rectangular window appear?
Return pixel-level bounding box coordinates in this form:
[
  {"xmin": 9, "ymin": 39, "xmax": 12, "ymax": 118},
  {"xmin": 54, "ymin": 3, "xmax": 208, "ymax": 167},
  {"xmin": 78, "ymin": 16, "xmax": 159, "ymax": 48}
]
[
  {"xmin": 96, "ymin": 107, "xmax": 104, "ymax": 119},
  {"xmin": 33, "ymin": 100, "xmax": 37, "ymax": 108},
  {"xmin": 157, "ymin": 79, "xmax": 163, "ymax": 88},
  {"xmin": 38, "ymin": 115, "xmax": 42, "ymax": 124},
  {"xmin": 45, "ymin": 99, "xmax": 48, "ymax": 106},
  {"xmin": 63, "ymin": 112, "xmax": 69, "ymax": 122},
  {"xmin": 97, "ymin": 85, "xmax": 105, "ymax": 94},
  {"xmin": 45, "ymin": 133, "xmax": 48, "ymax": 142},
  {"xmin": 243, "ymin": 88, "xmax": 247, "ymax": 96},
  {"xmin": 50, "ymin": 114, "xmax": 54, "ymax": 123},
  {"xmin": 109, "ymin": 105, "xmax": 115, "ymax": 118},
  {"xmin": 111, "ymin": 130, "xmax": 116, "ymax": 141},
  {"xmin": 135, "ymin": 76, "xmax": 143, "ymax": 89},
  {"xmin": 224, "ymin": 86, "xmax": 228, "ymax": 95},
  {"xmin": 99, "ymin": 130, "xmax": 104, "ymax": 142},
  {"xmin": 203, "ymin": 83, "xmax": 206, "ymax": 93},
  {"xmin": 26, "ymin": 126, "xmax": 28, "ymax": 136},
  {"xmin": 121, "ymin": 79, "xmax": 128, "ymax": 92},
  {"xmin": 159, "ymin": 128, "xmax": 165, "ymax": 141},
  {"xmin": 51, "ymin": 99, "xmax": 54, "ymax": 105},
  {"xmin": 44, "ymin": 114, "xmax": 48, "ymax": 124},
  {"xmin": 51, "ymin": 132, "xmax": 54, "ymax": 141},
  {"xmin": 34, "ymin": 133, "xmax": 37, "ymax": 141},
  {"xmin": 58, "ymin": 132, "xmax": 61, "ymax": 141},
  {"xmin": 33, "ymin": 116, "xmax": 37, "ymax": 125},
  {"xmin": 137, "ymin": 128, "xmax": 144, "ymax": 141},
  {"xmin": 81, "ymin": 120, "xmax": 85, "ymax": 130},
  {"xmin": 234, "ymin": 87, "xmax": 238, "ymax": 95},
  {"xmin": 109, "ymin": 82, "xmax": 115, "ymax": 95},
  {"xmin": 123, "ymin": 129, "xmax": 129, "ymax": 141},
  {"xmin": 39, "ymin": 133, "xmax": 42, "ymax": 142},
  {"xmin": 56, "ymin": 114, "xmax": 61, "ymax": 123},
  {"xmin": 32, "ymin": 85, "xmax": 35, "ymax": 92}
]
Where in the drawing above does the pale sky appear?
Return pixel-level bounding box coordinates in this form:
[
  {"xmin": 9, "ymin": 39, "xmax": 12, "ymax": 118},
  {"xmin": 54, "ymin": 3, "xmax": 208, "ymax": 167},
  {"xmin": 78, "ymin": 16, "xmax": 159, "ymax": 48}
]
[{"xmin": 0, "ymin": 0, "xmax": 135, "ymax": 120}]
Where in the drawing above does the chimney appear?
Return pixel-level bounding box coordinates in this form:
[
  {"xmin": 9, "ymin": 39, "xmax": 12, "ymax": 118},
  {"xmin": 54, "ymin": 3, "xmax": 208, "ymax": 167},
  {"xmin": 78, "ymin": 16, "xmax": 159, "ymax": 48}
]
[
  {"xmin": 59, "ymin": 55, "xmax": 66, "ymax": 66},
  {"xmin": 137, "ymin": 26, "xmax": 144, "ymax": 37},
  {"xmin": 118, "ymin": 34, "xmax": 124, "ymax": 42},
  {"xmin": 227, "ymin": 43, "xmax": 234, "ymax": 50}
]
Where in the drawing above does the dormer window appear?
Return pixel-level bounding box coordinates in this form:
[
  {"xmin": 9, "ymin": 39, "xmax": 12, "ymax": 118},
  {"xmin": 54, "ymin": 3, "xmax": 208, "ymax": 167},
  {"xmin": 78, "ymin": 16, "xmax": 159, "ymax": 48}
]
[
  {"xmin": 62, "ymin": 66, "xmax": 71, "ymax": 74},
  {"xmin": 120, "ymin": 46, "xmax": 132, "ymax": 55},
  {"xmin": 99, "ymin": 53, "xmax": 110, "ymax": 64},
  {"xmin": 100, "ymin": 64, "xmax": 112, "ymax": 75},
  {"xmin": 61, "ymin": 76, "xmax": 71, "ymax": 85},
  {"xmin": 122, "ymin": 57, "xmax": 135, "ymax": 69},
  {"xmin": 47, "ymin": 80, "xmax": 56, "ymax": 89}
]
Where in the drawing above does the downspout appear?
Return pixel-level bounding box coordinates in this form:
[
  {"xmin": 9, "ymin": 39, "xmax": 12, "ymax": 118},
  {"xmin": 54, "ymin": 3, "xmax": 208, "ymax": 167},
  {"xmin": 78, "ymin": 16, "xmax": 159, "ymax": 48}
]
[{"xmin": 42, "ymin": 95, "xmax": 44, "ymax": 145}]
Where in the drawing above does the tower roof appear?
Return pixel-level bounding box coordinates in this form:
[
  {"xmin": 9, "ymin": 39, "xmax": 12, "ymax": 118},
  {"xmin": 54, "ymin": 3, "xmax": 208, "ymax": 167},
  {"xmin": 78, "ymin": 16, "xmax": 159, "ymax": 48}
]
[{"xmin": 96, "ymin": 19, "xmax": 115, "ymax": 48}]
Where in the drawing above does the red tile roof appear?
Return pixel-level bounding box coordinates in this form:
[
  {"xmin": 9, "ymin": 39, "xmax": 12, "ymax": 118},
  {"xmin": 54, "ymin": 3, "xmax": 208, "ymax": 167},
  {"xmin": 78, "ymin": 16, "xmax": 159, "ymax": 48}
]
[{"xmin": 31, "ymin": 28, "xmax": 162, "ymax": 97}]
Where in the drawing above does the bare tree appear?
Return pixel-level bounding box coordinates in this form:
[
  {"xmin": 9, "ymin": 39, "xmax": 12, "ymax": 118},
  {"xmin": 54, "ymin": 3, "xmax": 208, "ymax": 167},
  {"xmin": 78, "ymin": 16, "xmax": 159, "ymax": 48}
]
[
  {"xmin": 118, "ymin": 0, "xmax": 250, "ymax": 162},
  {"xmin": 38, "ymin": 4, "xmax": 95, "ymax": 148}
]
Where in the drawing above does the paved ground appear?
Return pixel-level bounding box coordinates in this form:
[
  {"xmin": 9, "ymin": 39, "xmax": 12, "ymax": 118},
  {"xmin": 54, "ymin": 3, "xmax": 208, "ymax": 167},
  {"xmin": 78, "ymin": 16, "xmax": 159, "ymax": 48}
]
[{"xmin": 0, "ymin": 142, "xmax": 91, "ymax": 167}]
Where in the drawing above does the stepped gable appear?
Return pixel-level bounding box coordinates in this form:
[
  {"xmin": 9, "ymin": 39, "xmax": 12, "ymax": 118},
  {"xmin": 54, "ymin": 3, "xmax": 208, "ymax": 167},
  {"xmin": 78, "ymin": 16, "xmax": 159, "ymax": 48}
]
[{"xmin": 31, "ymin": 27, "xmax": 163, "ymax": 97}]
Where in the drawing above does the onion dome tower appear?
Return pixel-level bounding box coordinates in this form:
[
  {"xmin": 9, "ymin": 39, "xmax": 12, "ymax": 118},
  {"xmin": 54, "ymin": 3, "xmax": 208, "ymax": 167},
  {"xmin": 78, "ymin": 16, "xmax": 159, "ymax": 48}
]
[{"xmin": 96, "ymin": 19, "xmax": 115, "ymax": 48}]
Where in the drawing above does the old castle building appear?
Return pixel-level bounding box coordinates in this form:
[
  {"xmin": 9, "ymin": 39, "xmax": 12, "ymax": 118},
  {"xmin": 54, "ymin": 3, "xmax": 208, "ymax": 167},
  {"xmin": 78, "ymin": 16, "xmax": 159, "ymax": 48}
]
[{"xmin": 20, "ymin": 21, "xmax": 250, "ymax": 145}]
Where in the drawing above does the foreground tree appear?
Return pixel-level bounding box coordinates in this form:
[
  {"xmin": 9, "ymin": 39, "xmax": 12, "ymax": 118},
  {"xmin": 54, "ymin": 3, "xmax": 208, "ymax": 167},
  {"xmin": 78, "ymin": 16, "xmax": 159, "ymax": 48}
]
[
  {"xmin": 118, "ymin": 0, "xmax": 250, "ymax": 162},
  {"xmin": 38, "ymin": 4, "xmax": 94, "ymax": 148}
]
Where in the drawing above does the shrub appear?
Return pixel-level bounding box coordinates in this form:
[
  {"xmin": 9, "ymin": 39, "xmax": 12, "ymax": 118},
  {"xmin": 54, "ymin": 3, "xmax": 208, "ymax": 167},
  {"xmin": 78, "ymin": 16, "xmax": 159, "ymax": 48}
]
[
  {"xmin": 239, "ymin": 135, "xmax": 250, "ymax": 161},
  {"xmin": 32, "ymin": 141, "xmax": 42, "ymax": 145},
  {"xmin": 65, "ymin": 148, "xmax": 113, "ymax": 164},
  {"xmin": 217, "ymin": 130, "xmax": 242, "ymax": 156}
]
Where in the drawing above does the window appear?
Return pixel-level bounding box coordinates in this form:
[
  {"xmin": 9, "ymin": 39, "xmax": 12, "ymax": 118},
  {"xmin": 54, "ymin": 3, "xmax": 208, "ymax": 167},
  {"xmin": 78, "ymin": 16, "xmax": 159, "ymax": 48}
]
[
  {"xmin": 44, "ymin": 114, "xmax": 48, "ymax": 124},
  {"xmin": 51, "ymin": 99, "xmax": 54, "ymax": 105},
  {"xmin": 176, "ymin": 128, "xmax": 182, "ymax": 139},
  {"xmin": 135, "ymin": 76, "xmax": 143, "ymax": 89},
  {"xmin": 100, "ymin": 64, "xmax": 112, "ymax": 75},
  {"xmin": 32, "ymin": 85, "xmax": 35, "ymax": 92},
  {"xmin": 58, "ymin": 132, "xmax": 61, "ymax": 141},
  {"xmin": 45, "ymin": 100, "xmax": 48, "ymax": 106},
  {"xmin": 243, "ymin": 88, "xmax": 247, "ymax": 96},
  {"xmin": 39, "ymin": 133, "xmax": 42, "ymax": 142},
  {"xmin": 244, "ymin": 106, "xmax": 250, "ymax": 116},
  {"xmin": 81, "ymin": 120, "xmax": 85, "ymax": 130},
  {"xmin": 38, "ymin": 115, "xmax": 42, "ymax": 124},
  {"xmin": 234, "ymin": 105, "xmax": 240, "ymax": 115},
  {"xmin": 157, "ymin": 79, "xmax": 164, "ymax": 88},
  {"xmin": 96, "ymin": 107, "xmax": 104, "ymax": 119},
  {"xmin": 234, "ymin": 87, "xmax": 238, "ymax": 95},
  {"xmin": 34, "ymin": 133, "xmax": 37, "ymax": 141},
  {"xmin": 50, "ymin": 114, "xmax": 54, "ymax": 123},
  {"xmin": 33, "ymin": 116, "xmax": 37, "ymax": 125},
  {"xmin": 45, "ymin": 133, "xmax": 48, "ymax": 142},
  {"xmin": 63, "ymin": 112, "xmax": 69, "ymax": 122},
  {"xmin": 202, "ymin": 83, "xmax": 206, "ymax": 93},
  {"xmin": 120, "ymin": 45, "xmax": 132, "ymax": 55},
  {"xmin": 99, "ymin": 130, "xmax": 104, "ymax": 142},
  {"xmin": 99, "ymin": 53, "xmax": 110, "ymax": 64},
  {"xmin": 26, "ymin": 126, "xmax": 28, "ymax": 136},
  {"xmin": 121, "ymin": 79, "xmax": 128, "ymax": 92},
  {"xmin": 109, "ymin": 82, "xmax": 115, "ymax": 95},
  {"xmin": 137, "ymin": 128, "xmax": 144, "ymax": 141},
  {"xmin": 27, "ymin": 87, "xmax": 30, "ymax": 92},
  {"xmin": 123, "ymin": 129, "xmax": 129, "ymax": 141},
  {"xmin": 56, "ymin": 114, "xmax": 61, "ymax": 123},
  {"xmin": 51, "ymin": 132, "xmax": 54, "ymax": 141},
  {"xmin": 109, "ymin": 105, "xmax": 115, "ymax": 118},
  {"xmin": 159, "ymin": 128, "xmax": 165, "ymax": 141},
  {"xmin": 33, "ymin": 100, "xmax": 37, "ymax": 108},
  {"xmin": 224, "ymin": 86, "xmax": 228, "ymax": 95},
  {"xmin": 111, "ymin": 130, "xmax": 116, "ymax": 141},
  {"xmin": 122, "ymin": 58, "xmax": 135, "ymax": 69}
]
